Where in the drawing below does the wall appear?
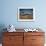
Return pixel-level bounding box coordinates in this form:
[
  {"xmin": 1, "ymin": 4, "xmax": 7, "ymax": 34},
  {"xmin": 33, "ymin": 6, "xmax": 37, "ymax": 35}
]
[{"xmin": 0, "ymin": 0, "xmax": 46, "ymax": 30}]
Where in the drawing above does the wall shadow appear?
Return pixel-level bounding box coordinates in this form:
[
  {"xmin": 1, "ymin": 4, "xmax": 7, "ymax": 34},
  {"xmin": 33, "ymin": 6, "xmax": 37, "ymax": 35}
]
[{"xmin": 0, "ymin": 24, "xmax": 7, "ymax": 43}]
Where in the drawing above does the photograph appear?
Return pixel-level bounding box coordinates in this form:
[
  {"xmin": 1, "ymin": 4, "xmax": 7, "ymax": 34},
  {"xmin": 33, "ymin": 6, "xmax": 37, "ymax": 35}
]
[{"xmin": 18, "ymin": 7, "xmax": 35, "ymax": 21}]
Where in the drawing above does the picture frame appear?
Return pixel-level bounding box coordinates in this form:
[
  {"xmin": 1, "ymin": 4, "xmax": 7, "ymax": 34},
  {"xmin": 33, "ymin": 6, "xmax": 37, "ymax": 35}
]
[{"xmin": 17, "ymin": 7, "xmax": 35, "ymax": 21}]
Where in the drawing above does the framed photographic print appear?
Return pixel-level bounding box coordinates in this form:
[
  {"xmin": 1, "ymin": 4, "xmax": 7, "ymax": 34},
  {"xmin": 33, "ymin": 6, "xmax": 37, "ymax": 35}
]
[{"xmin": 18, "ymin": 7, "xmax": 35, "ymax": 21}]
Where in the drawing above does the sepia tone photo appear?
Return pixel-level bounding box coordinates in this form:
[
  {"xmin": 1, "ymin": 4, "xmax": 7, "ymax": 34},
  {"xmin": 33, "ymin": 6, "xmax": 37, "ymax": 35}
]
[{"xmin": 20, "ymin": 9, "xmax": 33, "ymax": 19}]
